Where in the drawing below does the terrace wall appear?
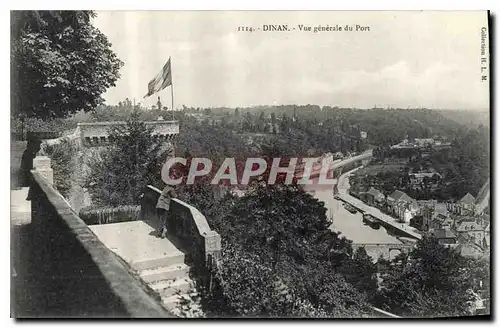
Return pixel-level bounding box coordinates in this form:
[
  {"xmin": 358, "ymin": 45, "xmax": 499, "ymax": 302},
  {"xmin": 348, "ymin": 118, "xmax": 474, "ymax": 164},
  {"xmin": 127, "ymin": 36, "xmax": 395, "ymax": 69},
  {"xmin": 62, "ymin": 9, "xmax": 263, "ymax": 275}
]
[{"xmin": 29, "ymin": 157, "xmax": 171, "ymax": 318}]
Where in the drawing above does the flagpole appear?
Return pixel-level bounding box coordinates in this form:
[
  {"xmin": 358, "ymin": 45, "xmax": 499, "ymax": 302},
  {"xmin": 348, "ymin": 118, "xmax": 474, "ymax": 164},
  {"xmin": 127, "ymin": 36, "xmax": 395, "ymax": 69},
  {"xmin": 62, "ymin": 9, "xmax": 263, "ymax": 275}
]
[{"xmin": 170, "ymin": 56, "xmax": 175, "ymax": 120}]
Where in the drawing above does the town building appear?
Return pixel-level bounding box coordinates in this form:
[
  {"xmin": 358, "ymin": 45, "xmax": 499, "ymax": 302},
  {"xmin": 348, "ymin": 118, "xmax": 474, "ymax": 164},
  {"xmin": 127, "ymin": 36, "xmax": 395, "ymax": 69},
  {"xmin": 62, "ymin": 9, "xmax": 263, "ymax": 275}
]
[
  {"xmin": 428, "ymin": 228, "xmax": 457, "ymax": 244},
  {"xmin": 365, "ymin": 187, "xmax": 385, "ymax": 207},
  {"xmin": 386, "ymin": 190, "xmax": 418, "ymax": 223},
  {"xmin": 409, "ymin": 172, "xmax": 441, "ymax": 185},
  {"xmin": 447, "ymin": 193, "xmax": 476, "ymax": 215},
  {"xmin": 456, "ymin": 220, "xmax": 486, "ymax": 246},
  {"xmin": 414, "ymin": 138, "xmax": 434, "ymax": 148},
  {"xmin": 428, "ymin": 203, "xmax": 453, "ymax": 230},
  {"xmin": 390, "ymin": 136, "xmax": 451, "ymax": 150}
]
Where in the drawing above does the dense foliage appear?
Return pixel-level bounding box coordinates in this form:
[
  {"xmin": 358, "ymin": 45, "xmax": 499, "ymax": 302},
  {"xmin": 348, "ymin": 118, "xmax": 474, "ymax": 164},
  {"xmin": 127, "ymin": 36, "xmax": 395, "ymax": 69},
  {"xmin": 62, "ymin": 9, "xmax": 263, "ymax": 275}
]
[
  {"xmin": 182, "ymin": 183, "xmax": 375, "ymax": 317},
  {"xmin": 374, "ymin": 237, "xmax": 488, "ymax": 317},
  {"xmin": 182, "ymin": 105, "xmax": 473, "ymax": 147},
  {"xmin": 84, "ymin": 112, "xmax": 166, "ymax": 206},
  {"xmin": 11, "ymin": 11, "xmax": 123, "ymax": 119},
  {"xmin": 42, "ymin": 138, "xmax": 78, "ymax": 198},
  {"xmin": 352, "ymin": 124, "xmax": 490, "ymax": 200}
]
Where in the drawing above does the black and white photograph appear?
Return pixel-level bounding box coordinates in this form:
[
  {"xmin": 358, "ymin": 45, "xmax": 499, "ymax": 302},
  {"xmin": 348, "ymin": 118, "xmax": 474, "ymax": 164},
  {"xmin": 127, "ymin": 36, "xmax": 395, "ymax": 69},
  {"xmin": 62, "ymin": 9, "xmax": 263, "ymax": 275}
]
[{"xmin": 10, "ymin": 10, "xmax": 491, "ymax": 319}]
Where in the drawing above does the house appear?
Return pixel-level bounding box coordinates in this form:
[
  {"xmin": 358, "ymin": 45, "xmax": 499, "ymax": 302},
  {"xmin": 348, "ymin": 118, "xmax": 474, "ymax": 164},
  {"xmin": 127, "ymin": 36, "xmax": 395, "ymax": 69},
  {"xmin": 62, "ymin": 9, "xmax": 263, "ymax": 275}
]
[
  {"xmin": 365, "ymin": 187, "xmax": 385, "ymax": 206},
  {"xmin": 447, "ymin": 193, "xmax": 476, "ymax": 215},
  {"xmin": 414, "ymin": 138, "xmax": 435, "ymax": 148},
  {"xmin": 386, "ymin": 190, "xmax": 418, "ymax": 222},
  {"xmin": 429, "ymin": 203, "xmax": 452, "ymax": 230},
  {"xmin": 430, "ymin": 215, "xmax": 453, "ymax": 231},
  {"xmin": 459, "ymin": 193, "xmax": 477, "ymax": 209},
  {"xmin": 477, "ymin": 213, "xmax": 490, "ymax": 227},
  {"xmin": 417, "ymin": 200, "xmax": 437, "ymax": 231},
  {"xmin": 397, "ymin": 200, "xmax": 418, "ymax": 223},
  {"xmin": 409, "ymin": 172, "xmax": 442, "ymax": 185},
  {"xmin": 390, "ymin": 138, "xmax": 413, "ymax": 149},
  {"xmin": 456, "ymin": 221, "xmax": 485, "ymax": 246},
  {"xmin": 386, "ymin": 190, "xmax": 414, "ymax": 208},
  {"xmin": 429, "ymin": 228, "xmax": 457, "ymax": 244}
]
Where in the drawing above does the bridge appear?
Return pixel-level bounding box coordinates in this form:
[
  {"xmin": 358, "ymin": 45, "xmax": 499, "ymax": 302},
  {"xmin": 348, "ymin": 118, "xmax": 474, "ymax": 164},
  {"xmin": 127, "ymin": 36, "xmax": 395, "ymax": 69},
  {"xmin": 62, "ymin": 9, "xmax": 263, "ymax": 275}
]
[
  {"xmin": 329, "ymin": 150, "xmax": 373, "ymax": 178},
  {"xmin": 352, "ymin": 243, "xmax": 414, "ymax": 261},
  {"xmin": 297, "ymin": 150, "xmax": 373, "ymax": 181}
]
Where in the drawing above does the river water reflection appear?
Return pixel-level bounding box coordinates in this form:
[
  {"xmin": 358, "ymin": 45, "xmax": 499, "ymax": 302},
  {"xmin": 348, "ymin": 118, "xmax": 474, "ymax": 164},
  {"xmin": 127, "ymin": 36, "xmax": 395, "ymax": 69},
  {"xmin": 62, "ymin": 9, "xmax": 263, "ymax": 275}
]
[{"xmin": 306, "ymin": 187, "xmax": 401, "ymax": 244}]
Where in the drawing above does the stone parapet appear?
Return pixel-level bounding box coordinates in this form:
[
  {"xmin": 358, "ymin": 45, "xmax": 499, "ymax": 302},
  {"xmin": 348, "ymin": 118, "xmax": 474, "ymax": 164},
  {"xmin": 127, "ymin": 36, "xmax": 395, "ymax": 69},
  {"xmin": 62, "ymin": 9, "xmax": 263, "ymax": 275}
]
[
  {"xmin": 77, "ymin": 120, "xmax": 179, "ymax": 146},
  {"xmin": 33, "ymin": 156, "xmax": 53, "ymax": 185},
  {"xmin": 29, "ymin": 166, "xmax": 172, "ymax": 317},
  {"xmin": 140, "ymin": 185, "xmax": 222, "ymax": 268}
]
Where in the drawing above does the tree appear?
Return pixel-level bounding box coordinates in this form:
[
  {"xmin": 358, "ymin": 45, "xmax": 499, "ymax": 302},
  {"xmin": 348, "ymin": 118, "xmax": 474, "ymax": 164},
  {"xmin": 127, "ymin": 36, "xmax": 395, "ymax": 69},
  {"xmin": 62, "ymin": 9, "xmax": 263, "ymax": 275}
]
[
  {"xmin": 340, "ymin": 247, "xmax": 378, "ymax": 299},
  {"xmin": 305, "ymin": 271, "xmax": 372, "ymax": 317},
  {"xmin": 375, "ymin": 237, "xmax": 478, "ymax": 317},
  {"xmin": 84, "ymin": 111, "xmax": 166, "ymax": 206},
  {"xmin": 271, "ymin": 112, "xmax": 277, "ymax": 125},
  {"xmin": 257, "ymin": 111, "xmax": 266, "ymax": 132},
  {"xmin": 198, "ymin": 184, "xmax": 373, "ymax": 316},
  {"xmin": 11, "ymin": 11, "xmax": 123, "ymax": 119},
  {"xmin": 203, "ymin": 244, "xmax": 333, "ymax": 318}
]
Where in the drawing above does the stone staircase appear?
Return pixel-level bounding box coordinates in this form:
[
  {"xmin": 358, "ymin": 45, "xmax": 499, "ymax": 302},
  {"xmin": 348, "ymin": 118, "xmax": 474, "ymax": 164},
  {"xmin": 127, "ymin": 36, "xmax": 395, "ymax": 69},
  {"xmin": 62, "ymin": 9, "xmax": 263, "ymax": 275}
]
[
  {"xmin": 132, "ymin": 248, "xmax": 203, "ymax": 316},
  {"xmin": 89, "ymin": 220, "xmax": 203, "ymax": 317}
]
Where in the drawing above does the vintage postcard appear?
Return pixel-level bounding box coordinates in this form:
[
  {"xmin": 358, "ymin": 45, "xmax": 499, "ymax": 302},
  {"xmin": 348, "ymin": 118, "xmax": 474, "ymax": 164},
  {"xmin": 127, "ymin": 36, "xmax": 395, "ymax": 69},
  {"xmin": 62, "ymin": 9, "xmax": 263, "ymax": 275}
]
[{"xmin": 10, "ymin": 11, "xmax": 490, "ymax": 319}]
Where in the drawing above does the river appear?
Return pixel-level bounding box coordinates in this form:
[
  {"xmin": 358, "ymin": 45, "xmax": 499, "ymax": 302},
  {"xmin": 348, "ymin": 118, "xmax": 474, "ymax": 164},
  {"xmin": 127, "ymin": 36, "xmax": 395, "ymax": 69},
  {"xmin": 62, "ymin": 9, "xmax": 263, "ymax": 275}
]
[{"xmin": 304, "ymin": 182, "xmax": 401, "ymax": 245}]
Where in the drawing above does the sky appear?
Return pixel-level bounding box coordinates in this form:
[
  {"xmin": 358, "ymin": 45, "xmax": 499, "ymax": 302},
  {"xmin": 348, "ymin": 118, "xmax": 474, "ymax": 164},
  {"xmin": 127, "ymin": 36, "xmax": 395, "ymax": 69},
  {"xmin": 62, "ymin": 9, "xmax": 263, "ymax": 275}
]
[{"xmin": 93, "ymin": 11, "xmax": 490, "ymax": 110}]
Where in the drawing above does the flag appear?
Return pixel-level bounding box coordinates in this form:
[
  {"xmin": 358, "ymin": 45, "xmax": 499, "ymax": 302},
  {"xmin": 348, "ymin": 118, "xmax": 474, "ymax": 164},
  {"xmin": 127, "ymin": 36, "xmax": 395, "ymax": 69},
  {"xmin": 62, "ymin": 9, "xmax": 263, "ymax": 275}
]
[{"xmin": 144, "ymin": 58, "xmax": 172, "ymax": 98}]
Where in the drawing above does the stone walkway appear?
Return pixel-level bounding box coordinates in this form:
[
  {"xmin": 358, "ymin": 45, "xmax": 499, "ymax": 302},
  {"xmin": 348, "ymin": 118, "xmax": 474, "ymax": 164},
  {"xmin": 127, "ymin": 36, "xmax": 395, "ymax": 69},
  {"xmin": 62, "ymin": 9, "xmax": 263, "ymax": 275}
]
[
  {"xmin": 11, "ymin": 186, "xmax": 40, "ymax": 317},
  {"xmin": 11, "ymin": 187, "xmax": 31, "ymax": 226},
  {"xmin": 89, "ymin": 220, "xmax": 203, "ymax": 316}
]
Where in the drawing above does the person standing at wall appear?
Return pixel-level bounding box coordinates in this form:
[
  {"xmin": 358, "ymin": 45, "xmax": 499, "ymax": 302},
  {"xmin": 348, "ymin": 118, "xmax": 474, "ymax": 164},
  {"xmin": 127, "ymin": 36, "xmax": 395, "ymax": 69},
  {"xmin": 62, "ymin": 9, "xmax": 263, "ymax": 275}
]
[
  {"xmin": 20, "ymin": 137, "xmax": 41, "ymax": 195},
  {"xmin": 156, "ymin": 184, "xmax": 177, "ymax": 238}
]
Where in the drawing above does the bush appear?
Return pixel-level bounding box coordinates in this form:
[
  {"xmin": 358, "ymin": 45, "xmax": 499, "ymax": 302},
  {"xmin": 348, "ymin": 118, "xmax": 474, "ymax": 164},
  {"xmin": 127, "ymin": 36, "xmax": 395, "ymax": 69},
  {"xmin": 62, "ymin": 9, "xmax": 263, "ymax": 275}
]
[
  {"xmin": 79, "ymin": 205, "xmax": 140, "ymax": 225},
  {"xmin": 84, "ymin": 111, "xmax": 167, "ymax": 206},
  {"xmin": 42, "ymin": 138, "xmax": 78, "ymax": 198},
  {"xmin": 203, "ymin": 245, "xmax": 330, "ymax": 318}
]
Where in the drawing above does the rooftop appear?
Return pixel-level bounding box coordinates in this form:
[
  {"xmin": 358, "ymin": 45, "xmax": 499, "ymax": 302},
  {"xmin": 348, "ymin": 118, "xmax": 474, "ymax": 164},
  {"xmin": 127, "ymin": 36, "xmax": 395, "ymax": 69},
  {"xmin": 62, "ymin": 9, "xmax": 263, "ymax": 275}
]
[
  {"xmin": 459, "ymin": 193, "xmax": 476, "ymax": 206},
  {"xmin": 430, "ymin": 228, "xmax": 456, "ymax": 240},
  {"xmin": 389, "ymin": 190, "xmax": 415, "ymax": 204},
  {"xmin": 367, "ymin": 187, "xmax": 384, "ymax": 199},
  {"xmin": 456, "ymin": 221, "xmax": 484, "ymax": 232},
  {"xmin": 434, "ymin": 203, "xmax": 449, "ymax": 216}
]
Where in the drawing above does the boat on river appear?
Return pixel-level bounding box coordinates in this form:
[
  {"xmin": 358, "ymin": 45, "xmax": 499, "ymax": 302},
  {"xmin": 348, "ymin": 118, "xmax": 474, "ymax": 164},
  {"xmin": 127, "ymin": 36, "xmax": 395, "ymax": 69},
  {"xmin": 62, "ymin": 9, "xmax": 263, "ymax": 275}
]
[
  {"xmin": 363, "ymin": 214, "xmax": 380, "ymax": 229},
  {"xmin": 344, "ymin": 203, "xmax": 358, "ymax": 214}
]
